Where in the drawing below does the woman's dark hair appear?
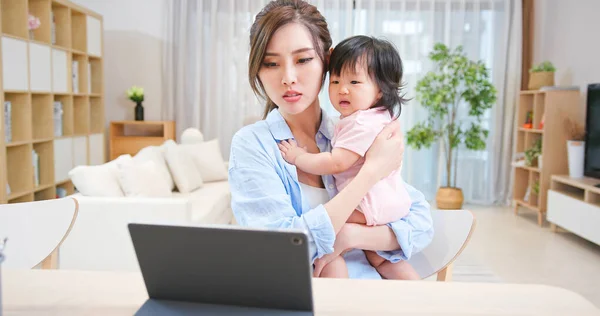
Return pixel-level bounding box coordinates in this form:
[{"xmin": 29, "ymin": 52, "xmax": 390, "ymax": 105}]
[
  {"xmin": 249, "ymin": 0, "xmax": 332, "ymax": 119},
  {"xmin": 329, "ymin": 35, "xmax": 407, "ymax": 119}
]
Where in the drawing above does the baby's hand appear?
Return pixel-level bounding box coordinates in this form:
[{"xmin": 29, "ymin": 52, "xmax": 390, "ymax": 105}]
[{"xmin": 278, "ymin": 139, "xmax": 308, "ymax": 165}]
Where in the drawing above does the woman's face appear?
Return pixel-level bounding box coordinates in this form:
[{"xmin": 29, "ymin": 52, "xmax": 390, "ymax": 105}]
[{"xmin": 258, "ymin": 22, "xmax": 324, "ymax": 116}]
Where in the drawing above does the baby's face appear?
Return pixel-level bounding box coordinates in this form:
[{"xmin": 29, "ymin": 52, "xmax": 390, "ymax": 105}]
[{"xmin": 328, "ymin": 62, "xmax": 381, "ymax": 117}]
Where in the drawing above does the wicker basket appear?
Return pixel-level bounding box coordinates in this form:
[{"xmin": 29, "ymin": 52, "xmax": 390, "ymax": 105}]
[{"xmin": 528, "ymin": 71, "xmax": 555, "ymax": 90}]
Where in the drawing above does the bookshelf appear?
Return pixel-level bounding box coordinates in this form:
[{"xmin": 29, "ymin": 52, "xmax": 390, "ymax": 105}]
[
  {"xmin": 512, "ymin": 89, "xmax": 584, "ymax": 226},
  {"xmin": 0, "ymin": 0, "xmax": 105, "ymax": 204}
]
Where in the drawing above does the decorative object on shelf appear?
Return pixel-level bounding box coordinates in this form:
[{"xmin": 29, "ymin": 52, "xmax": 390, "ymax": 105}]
[
  {"xmin": 72, "ymin": 61, "xmax": 79, "ymax": 93},
  {"xmin": 56, "ymin": 187, "xmax": 67, "ymax": 198},
  {"xmin": 126, "ymin": 85, "xmax": 145, "ymax": 121},
  {"xmin": 406, "ymin": 43, "xmax": 497, "ymax": 209},
  {"xmin": 524, "ymin": 138, "xmax": 542, "ymax": 167},
  {"xmin": 53, "ymin": 101, "xmax": 64, "ymax": 137},
  {"xmin": 523, "ymin": 111, "xmax": 533, "ymax": 129},
  {"xmin": 564, "ymin": 117, "xmax": 586, "ymax": 178},
  {"xmin": 4, "ymin": 101, "xmax": 11, "ymax": 143},
  {"xmin": 28, "ymin": 14, "xmax": 41, "ymax": 40},
  {"xmin": 32, "ymin": 149, "xmax": 40, "ymax": 187},
  {"xmin": 532, "ymin": 180, "xmax": 540, "ymax": 195},
  {"xmin": 539, "ymin": 113, "xmax": 545, "ymax": 129},
  {"xmin": 528, "ymin": 61, "xmax": 556, "ymax": 90}
]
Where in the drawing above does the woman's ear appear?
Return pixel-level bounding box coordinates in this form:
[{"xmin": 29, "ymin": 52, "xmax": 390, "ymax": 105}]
[{"xmin": 325, "ymin": 47, "xmax": 334, "ymax": 65}]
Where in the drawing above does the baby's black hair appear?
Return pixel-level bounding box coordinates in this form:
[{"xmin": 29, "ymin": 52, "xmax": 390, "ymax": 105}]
[{"xmin": 328, "ymin": 35, "xmax": 407, "ymax": 118}]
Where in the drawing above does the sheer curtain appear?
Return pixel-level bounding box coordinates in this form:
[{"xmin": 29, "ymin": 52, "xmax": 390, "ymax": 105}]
[{"xmin": 162, "ymin": 0, "xmax": 521, "ymax": 204}]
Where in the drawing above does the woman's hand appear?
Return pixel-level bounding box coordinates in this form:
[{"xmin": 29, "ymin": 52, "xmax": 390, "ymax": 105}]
[
  {"xmin": 313, "ymin": 223, "xmax": 357, "ymax": 277},
  {"xmin": 364, "ymin": 120, "xmax": 404, "ymax": 181}
]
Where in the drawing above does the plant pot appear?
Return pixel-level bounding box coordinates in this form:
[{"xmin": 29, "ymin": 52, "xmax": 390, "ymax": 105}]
[
  {"xmin": 567, "ymin": 140, "xmax": 585, "ymax": 178},
  {"xmin": 134, "ymin": 102, "xmax": 144, "ymax": 121},
  {"xmin": 436, "ymin": 187, "xmax": 464, "ymax": 210},
  {"xmin": 528, "ymin": 71, "xmax": 555, "ymax": 90}
]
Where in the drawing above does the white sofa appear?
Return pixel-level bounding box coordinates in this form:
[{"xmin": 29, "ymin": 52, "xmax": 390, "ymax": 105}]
[{"xmin": 59, "ymin": 130, "xmax": 233, "ymax": 271}]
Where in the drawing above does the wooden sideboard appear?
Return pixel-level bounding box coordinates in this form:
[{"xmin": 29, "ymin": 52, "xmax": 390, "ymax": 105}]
[{"xmin": 109, "ymin": 121, "xmax": 175, "ymax": 160}]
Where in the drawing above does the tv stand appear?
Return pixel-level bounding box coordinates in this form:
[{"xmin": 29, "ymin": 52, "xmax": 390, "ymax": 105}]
[{"xmin": 547, "ymin": 175, "xmax": 600, "ymax": 246}]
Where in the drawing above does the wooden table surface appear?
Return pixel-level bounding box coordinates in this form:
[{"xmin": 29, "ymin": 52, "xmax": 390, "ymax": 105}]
[{"xmin": 3, "ymin": 269, "xmax": 599, "ymax": 315}]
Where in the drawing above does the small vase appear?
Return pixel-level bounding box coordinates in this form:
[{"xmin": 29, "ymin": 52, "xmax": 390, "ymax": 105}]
[
  {"xmin": 135, "ymin": 102, "xmax": 144, "ymax": 121},
  {"xmin": 567, "ymin": 140, "xmax": 585, "ymax": 178}
]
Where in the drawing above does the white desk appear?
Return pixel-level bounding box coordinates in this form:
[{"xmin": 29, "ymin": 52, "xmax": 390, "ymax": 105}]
[{"xmin": 3, "ymin": 269, "xmax": 599, "ymax": 315}]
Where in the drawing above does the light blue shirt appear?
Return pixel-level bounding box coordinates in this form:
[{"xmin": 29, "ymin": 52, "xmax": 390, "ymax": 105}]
[{"xmin": 228, "ymin": 108, "xmax": 434, "ymax": 279}]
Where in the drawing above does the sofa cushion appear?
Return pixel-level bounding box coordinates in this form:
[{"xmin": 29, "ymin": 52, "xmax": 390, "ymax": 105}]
[
  {"xmin": 116, "ymin": 159, "xmax": 172, "ymax": 198},
  {"xmin": 133, "ymin": 144, "xmax": 175, "ymax": 190},
  {"xmin": 69, "ymin": 154, "xmax": 131, "ymax": 197},
  {"xmin": 164, "ymin": 142, "xmax": 204, "ymax": 193},
  {"xmin": 185, "ymin": 139, "xmax": 228, "ymax": 183},
  {"xmin": 172, "ymin": 181, "xmax": 231, "ymax": 223}
]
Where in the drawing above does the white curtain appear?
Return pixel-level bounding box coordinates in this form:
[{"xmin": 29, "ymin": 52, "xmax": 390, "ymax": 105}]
[{"xmin": 162, "ymin": 0, "xmax": 521, "ymax": 205}]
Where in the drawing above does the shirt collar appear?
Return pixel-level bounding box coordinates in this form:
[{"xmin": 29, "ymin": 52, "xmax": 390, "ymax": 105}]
[{"xmin": 265, "ymin": 108, "xmax": 336, "ymax": 141}]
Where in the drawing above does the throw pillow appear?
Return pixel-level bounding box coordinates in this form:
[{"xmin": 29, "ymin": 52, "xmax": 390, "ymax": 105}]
[
  {"xmin": 68, "ymin": 154, "xmax": 131, "ymax": 197},
  {"xmin": 185, "ymin": 139, "xmax": 228, "ymax": 182},
  {"xmin": 133, "ymin": 145, "xmax": 175, "ymax": 190},
  {"xmin": 164, "ymin": 142, "xmax": 204, "ymax": 193},
  {"xmin": 116, "ymin": 159, "xmax": 172, "ymax": 197}
]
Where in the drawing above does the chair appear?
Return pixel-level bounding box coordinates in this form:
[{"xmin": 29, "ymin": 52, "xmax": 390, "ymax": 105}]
[
  {"xmin": 0, "ymin": 198, "xmax": 79, "ymax": 269},
  {"xmin": 407, "ymin": 209, "xmax": 476, "ymax": 281}
]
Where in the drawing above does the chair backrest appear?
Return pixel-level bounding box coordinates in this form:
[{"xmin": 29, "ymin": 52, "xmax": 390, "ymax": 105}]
[
  {"xmin": 0, "ymin": 198, "xmax": 78, "ymax": 268},
  {"xmin": 407, "ymin": 209, "xmax": 476, "ymax": 279}
]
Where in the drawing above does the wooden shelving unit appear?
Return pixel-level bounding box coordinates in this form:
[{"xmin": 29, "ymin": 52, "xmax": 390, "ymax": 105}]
[
  {"xmin": 0, "ymin": 0, "xmax": 105, "ymax": 204},
  {"xmin": 512, "ymin": 89, "xmax": 584, "ymax": 226}
]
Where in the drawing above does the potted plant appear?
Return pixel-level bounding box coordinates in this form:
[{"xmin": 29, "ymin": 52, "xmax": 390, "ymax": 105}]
[
  {"xmin": 564, "ymin": 117, "xmax": 586, "ymax": 178},
  {"xmin": 528, "ymin": 61, "xmax": 556, "ymax": 90},
  {"xmin": 126, "ymin": 85, "xmax": 144, "ymax": 121},
  {"xmin": 406, "ymin": 43, "xmax": 497, "ymax": 209},
  {"xmin": 524, "ymin": 138, "xmax": 542, "ymax": 167}
]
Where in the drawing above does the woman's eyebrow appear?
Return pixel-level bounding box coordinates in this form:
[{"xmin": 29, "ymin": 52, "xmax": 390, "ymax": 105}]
[{"xmin": 264, "ymin": 47, "xmax": 315, "ymax": 57}]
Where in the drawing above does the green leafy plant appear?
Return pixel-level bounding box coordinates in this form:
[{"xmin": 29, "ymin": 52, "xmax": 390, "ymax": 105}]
[
  {"xmin": 524, "ymin": 138, "xmax": 542, "ymax": 166},
  {"xmin": 529, "ymin": 61, "xmax": 556, "ymax": 73},
  {"xmin": 532, "ymin": 180, "xmax": 540, "ymax": 195},
  {"xmin": 406, "ymin": 43, "xmax": 497, "ymax": 188},
  {"xmin": 126, "ymin": 85, "xmax": 144, "ymax": 103}
]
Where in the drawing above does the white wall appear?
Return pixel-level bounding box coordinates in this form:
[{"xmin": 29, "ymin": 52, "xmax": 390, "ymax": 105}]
[
  {"xmin": 534, "ymin": 0, "xmax": 600, "ymax": 102},
  {"xmin": 71, "ymin": 0, "xmax": 165, "ymax": 124}
]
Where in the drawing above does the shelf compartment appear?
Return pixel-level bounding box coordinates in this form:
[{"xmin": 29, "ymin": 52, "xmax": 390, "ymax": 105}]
[
  {"xmin": 533, "ymin": 93, "xmax": 545, "ymax": 130},
  {"xmin": 517, "ymin": 94, "xmax": 534, "ymax": 129},
  {"xmin": 51, "ymin": 1, "xmax": 71, "ymax": 48},
  {"xmin": 1, "ymin": 0, "xmax": 28, "ymax": 39},
  {"xmin": 56, "ymin": 179, "xmax": 74, "ymax": 197},
  {"xmin": 28, "ymin": 0, "xmax": 52, "ymax": 44},
  {"xmin": 70, "ymin": 8, "xmax": 87, "ymax": 53},
  {"xmin": 513, "ymin": 167, "xmax": 529, "ymax": 201},
  {"xmin": 72, "ymin": 52, "xmax": 88, "ymax": 94},
  {"xmin": 54, "ymin": 95, "xmax": 73, "ymax": 136},
  {"xmin": 516, "ymin": 130, "xmax": 525, "ymax": 154},
  {"xmin": 73, "ymin": 96, "xmax": 89, "ymax": 134},
  {"xmin": 4, "ymin": 93, "xmax": 32, "ymax": 143},
  {"xmin": 524, "ymin": 132, "xmax": 542, "ymax": 168},
  {"xmin": 34, "ymin": 185, "xmax": 55, "ymax": 201},
  {"xmin": 90, "ymin": 96, "xmax": 103, "ymax": 133},
  {"xmin": 33, "ymin": 140, "xmax": 54, "ymax": 188},
  {"xmin": 32, "ymin": 94, "xmax": 54, "ymax": 140},
  {"xmin": 9, "ymin": 193, "xmax": 34, "ymax": 204},
  {"xmin": 6, "ymin": 143, "xmax": 34, "ymax": 194},
  {"xmin": 88, "ymin": 56, "xmax": 102, "ymax": 94}
]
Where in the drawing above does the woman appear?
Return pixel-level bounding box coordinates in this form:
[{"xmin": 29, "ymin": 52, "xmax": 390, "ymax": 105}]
[{"xmin": 229, "ymin": 0, "xmax": 433, "ymax": 279}]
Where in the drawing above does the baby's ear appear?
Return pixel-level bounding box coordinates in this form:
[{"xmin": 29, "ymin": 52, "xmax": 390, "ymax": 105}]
[{"xmin": 325, "ymin": 47, "xmax": 334, "ymax": 64}]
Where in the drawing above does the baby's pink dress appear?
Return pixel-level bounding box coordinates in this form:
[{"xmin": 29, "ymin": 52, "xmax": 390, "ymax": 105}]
[{"xmin": 331, "ymin": 108, "xmax": 411, "ymax": 226}]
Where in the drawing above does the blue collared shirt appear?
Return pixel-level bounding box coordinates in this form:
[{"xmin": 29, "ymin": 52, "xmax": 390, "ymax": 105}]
[{"xmin": 228, "ymin": 109, "xmax": 434, "ymax": 279}]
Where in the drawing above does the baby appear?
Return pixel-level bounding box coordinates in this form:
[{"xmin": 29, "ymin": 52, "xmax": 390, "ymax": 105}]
[{"xmin": 279, "ymin": 35, "xmax": 419, "ymax": 280}]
